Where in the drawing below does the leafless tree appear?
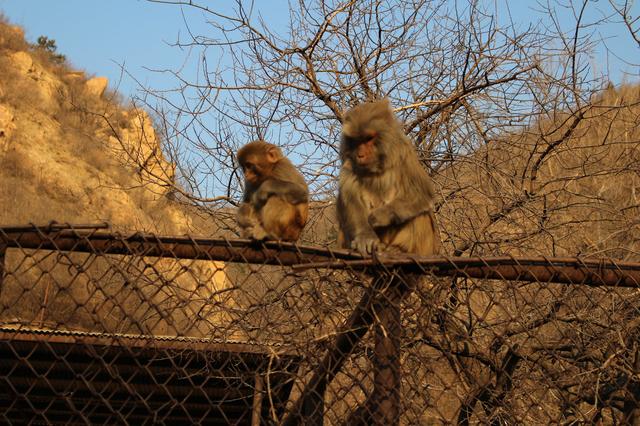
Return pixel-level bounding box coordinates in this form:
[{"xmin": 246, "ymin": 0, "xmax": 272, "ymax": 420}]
[{"xmin": 110, "ymin": 0, "xmax": 640, "ymax": 422}]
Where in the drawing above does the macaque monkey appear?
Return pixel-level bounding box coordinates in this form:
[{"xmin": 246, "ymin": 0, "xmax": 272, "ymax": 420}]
[
  {"xmin": 236, "ymin": 140, "xmax": 309, "ymax": 242},
  {"xmin": 337, "ymin": 99, "xmax": 441, "ymax": 255}
]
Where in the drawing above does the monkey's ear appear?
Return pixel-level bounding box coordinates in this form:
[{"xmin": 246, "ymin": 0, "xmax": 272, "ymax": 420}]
[
  {"xmin": 342, "ymin": 122, "xmax": 355, "ymax": 138},
  {"xmin": 266, "ymin": 146, "xmax": 281, "ymax": 163}
]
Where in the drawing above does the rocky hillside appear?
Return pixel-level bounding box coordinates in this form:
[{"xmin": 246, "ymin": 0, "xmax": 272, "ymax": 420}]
[
  {"xmin": 0, "ymin": 19, "xmax": 231, "ymax": 335},
  {"xmin": 0, "ymin": 20, "xmax": 194, "ymax": 234},
  {"xmin": 436, "ymin": 84, "xmax": 640, "ymax": 259}
]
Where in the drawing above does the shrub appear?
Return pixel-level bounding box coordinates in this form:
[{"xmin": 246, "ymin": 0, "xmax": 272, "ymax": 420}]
[{"xmin": 33, "ymin": 35, "xmax": 66, "ymax": 64}]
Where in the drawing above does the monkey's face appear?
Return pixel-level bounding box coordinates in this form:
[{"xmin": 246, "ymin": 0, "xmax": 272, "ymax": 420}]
[
  {"xmin": 237, "ymin": 143, "xmax": 281, "ymax": 187},
  {"xmin": 341, "ymin": 100, "xmax": 394, "ymax": 174},
  {"xmin": 353, "ymin": 133, "xmax": 377, "ymax": 167},
  {"xmin": 240, "ymin": 157, "xmax": 268, "ymax": 186},
  {"xmin": 343, "ymin": 131, "xmax": 384, "ymax": 173}
]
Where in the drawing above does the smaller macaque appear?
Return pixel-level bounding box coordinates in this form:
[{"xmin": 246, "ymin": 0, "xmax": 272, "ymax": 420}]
[{"xmin": 236, "ymin": 140, "xmax": 309, "ymax": 242}]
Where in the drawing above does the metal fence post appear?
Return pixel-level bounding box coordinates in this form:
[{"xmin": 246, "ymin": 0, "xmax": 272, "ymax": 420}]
[
  {"xmin": 282, "ymin": 272, "xmax": 402, "ymax": 426},
  {"xmin": 343, "ymin": 273, "xmax": 405, "ymax": 426},
  {"xmin": 370, "ymin": 281, "xmax": 402, "ymax": 425}
]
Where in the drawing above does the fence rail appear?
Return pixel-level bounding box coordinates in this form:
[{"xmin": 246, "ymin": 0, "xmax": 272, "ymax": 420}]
[{"xmin": 0, "ymin": 223, "xmax": 639, "ymax": 424}]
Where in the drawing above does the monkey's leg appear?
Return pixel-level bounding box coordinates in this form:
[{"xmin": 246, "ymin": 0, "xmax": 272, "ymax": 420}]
[
  {"xmin": 384, "ymin": 213, "xmax": 441, "ymax": 255},
  {"xmin": 261, "ymin": 197, "xmax": 302, "ymax": 241},
  {"xmin": 295, "ymin": 201, "xmax": 309, "ymax": 228}
]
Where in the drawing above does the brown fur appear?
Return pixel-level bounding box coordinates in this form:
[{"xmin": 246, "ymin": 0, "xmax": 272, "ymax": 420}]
[
  {"xmin": 236, "ymin": 140, "xmax": 309, "ymax": 242},
  {"xmin": 261, "ymin": 197, "xmax": 309, "ymax": 242}
]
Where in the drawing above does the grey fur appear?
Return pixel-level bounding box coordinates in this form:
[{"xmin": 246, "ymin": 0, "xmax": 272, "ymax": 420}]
[
  {"xmin": 337, "ymin": 99, "xmax": 438, "ymax": 254},
  {"xmin": 252, "ymin": 177, "xmax": 308, "ymax": 207}
]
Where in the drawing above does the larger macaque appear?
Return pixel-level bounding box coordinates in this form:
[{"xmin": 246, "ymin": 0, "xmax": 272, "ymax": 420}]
[
  {"xmin": 236, "ymin": 140, "xmax": 309, "ymax": 242},
  {"xmin": 337, "ymin": 99, "xmax": 441, "ymax": 255}
]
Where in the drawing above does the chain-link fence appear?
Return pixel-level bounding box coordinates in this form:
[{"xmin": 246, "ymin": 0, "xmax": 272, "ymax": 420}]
[{"xmin": 1, "ymin": 223, "xmax": 639, "ymax": 425}]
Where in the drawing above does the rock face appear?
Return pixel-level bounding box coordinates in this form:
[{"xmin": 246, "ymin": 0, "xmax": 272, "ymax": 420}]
[
  {"xmin": 0, "ymin": 30, "xmax": 186, "ymax": 233},
  {"xmin": 85, "ymin": 76, "xmax": 108, "ymax": 97},
  {"xmin": 0, "ymin": 25, "xmax": 25, "ymax": 48},
  {"xmin": 0, "ymin": 104, "xmax": 15, "ymax": 145},
  {"xmin": 0, "ymin": 20, "xmax": 225, "ymax": 290},
  {"xmin": 9, "ymin": 51, "xmax": 65, "ymax": 110},
  {"xmin": 0, "ymin": 21, "xmax": 198, "ymax": 235},
  {"xmin": 108, "ymin": 108, "xmax": 176, "ymax": 200}
]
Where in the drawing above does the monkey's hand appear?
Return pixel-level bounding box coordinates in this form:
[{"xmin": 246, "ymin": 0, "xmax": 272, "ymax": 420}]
[
  {"xmin": 368, "ymin": 205, "xmax": 399, "ymax": 229},
  {"xmin": 237, "ymin": 203, "xmax": 258, "ymax": 228},
  {"xmin": 250, "ymin": 226, "xmax": 270, "ymax": 241},
  {"xmin": 239, "ymin": 224, "xmax": 258, "ymax": 239},
  {"xmin": 351, "ymin": 233, "xmax": 380, "ymax": 255},
  {"xmin": 241, "ymin": 225, "xmax": 269, "ymax": 241},
  {"xmin": 251, "ymin": 187, "xmax": 271, "ymax": 208}
]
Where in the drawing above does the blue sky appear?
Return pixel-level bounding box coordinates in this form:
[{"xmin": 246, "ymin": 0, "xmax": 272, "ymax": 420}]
[
  {"xmin": 1, "ymin": 0, "xmax": 638, "ymax": 199},
  {"xmin": 1, "ymin": 0, "xmax": 637, "ymax": 101},
  {"xmin": 0, "ymin": 0, "xmax": 291, "ymax": 97}
]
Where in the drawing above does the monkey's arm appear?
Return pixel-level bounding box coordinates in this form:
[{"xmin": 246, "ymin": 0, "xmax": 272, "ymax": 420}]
[
  {"xmin": 237, "ymin": 203, "xmax": 257, "ymax": 228},
  {"xmin": 237, "ymin": 202, "xmax": 268, "ymax": 240},
  {"xmin": 338, "ymin": 177, "xmax": 380, "ymax": 254},
  {"xmin": 368, "ymin": 166, "xmax": 436, "ymax": 229},
  {"xmin": 253, "ymin": 178, "xmax": 308, "ymax": 206},
  {"xmin": 368, "ymin": 197, "xmax": 433, "ymax": 229}
]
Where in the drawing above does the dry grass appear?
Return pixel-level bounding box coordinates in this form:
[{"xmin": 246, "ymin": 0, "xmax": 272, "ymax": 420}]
[
  {"xmin": 0, "ymin": 55, "xmax": 44, "ymax": 109},
  {"xmin": 436, "ymin": 84, "xmax": 640, "ymax": 260},
  {"xmin": 0, "ymin": 14, "xmax": 28, "ymax": 52}
]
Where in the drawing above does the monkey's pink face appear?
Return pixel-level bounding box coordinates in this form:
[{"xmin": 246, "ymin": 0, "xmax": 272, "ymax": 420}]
[
  {"xmin": 241, "ymin": 158, "xmax": 265, "ymax": 186},
  {"xmin": 243, "ymin": 166, "xmax": 258, "ymax": 185},
  {"xmin": 353, "ymin": 133, "xmax": 378, "ymax": 167}
]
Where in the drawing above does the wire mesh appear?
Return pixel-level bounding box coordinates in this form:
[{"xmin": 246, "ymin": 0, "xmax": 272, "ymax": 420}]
[{"xmin": 0, "ymin": 223, "xmax": 639, "ymax": 425}]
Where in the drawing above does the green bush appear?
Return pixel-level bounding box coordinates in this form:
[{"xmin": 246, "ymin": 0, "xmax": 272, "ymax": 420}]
[{"xmin": 34, "ymin": 35, "xmax": 65, "ymax": 64}]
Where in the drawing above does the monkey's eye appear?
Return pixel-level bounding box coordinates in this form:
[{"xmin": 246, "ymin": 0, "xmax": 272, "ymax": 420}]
[
  {"xmin": 363, "ymin": 132, "xmax": 377, "ymax": 143},
  {"xmin": 346, "ymin": 133, "xmax": 376, "ymax": 147},
  {"xmin": 344, "ymin": 136, "xmax": 361, "ymax": 148}
]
